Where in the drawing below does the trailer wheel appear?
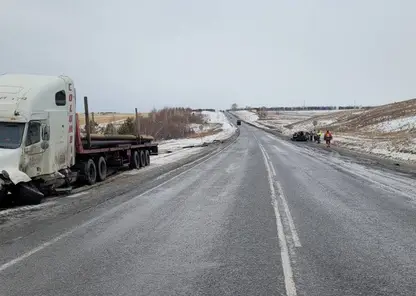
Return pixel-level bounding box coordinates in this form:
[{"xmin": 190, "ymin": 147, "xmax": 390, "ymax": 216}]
[
  {"xmin": 139, "ymin": 150, "xmax": 146, "ymax": 167},
  {"xmin": 145, "ymin": 150, "xmax": 150, "ymax": 166},
  {"xmin": 84, "ymin": 159, "xmax": 97, "ymax": 185},
  {"xmin": 96, "ymin": 156, "xmax": 107, "ymax": 182},
  {"xmin": 129, "ymin": 150, "xmax": 140, "ymax": 169}
]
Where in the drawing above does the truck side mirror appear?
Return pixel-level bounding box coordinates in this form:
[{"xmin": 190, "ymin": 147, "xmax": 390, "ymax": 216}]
[{"xmin": 41, "ymin": 141, "xmax": 49, "ymax": 150}]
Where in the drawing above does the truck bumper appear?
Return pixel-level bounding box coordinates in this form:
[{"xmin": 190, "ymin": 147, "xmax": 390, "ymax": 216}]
[{"xmin": 1, "ymin": 169, "xmax": 31, "ymax": 184}]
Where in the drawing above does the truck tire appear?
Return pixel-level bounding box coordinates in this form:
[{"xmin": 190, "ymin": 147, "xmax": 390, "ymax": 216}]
[
  {"xmin": 129, "ymin": 150, "xmax": 140, "ymax": 169},
  {"xmin": 84, "ymin": 159, "xmax": 97, "ymax": 185},
  {"xmin": 139, "ymin": 150, "xmax": 145, "ymax": 167},
  {"xmin": 96, "ymin": 156, "xmax": 107, "ymax": 182},
  {"xmin": 145, "ymin": 150, "xmax": 150, "ymax": 166}
]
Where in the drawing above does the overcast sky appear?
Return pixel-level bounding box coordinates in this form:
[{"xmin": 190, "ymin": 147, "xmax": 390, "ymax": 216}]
[{"xmin": 1, "ymin": 1, "xmax": 415, "ymax": 112}]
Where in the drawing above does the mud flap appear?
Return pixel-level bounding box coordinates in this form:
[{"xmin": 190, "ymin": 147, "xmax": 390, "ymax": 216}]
[
  {"xmin": 15, "ymin": 182, "xmax": 44, "ymax": 205},
  {"xmin": 0, "ymin": 188, "xmax": 7, "ymax": 205}
]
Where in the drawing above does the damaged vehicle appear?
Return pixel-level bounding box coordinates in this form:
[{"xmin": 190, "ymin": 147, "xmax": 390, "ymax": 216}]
[{"xmin": 291, "ymin": 131, "xmax": 309, "ymax": 142}]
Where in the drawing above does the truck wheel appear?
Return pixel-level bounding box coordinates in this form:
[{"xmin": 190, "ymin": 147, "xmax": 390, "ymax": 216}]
[
  {"xmin": 129, "ymin": 150, "xmax": 140, "ymax": 169},
  {"xmin": 139, "ymin": 150, "xmax": 145, "ymax": 167},
  {"xmin": 96, "ymin": 156, "xmax": 107, "ymax": 182},
  {"xmin": 145, "ymin": 150, "xmax": 150, "ymax": 166},
  {"xmin": 84, "ymin": 159, "xmax": 97, "ymax": 185}
]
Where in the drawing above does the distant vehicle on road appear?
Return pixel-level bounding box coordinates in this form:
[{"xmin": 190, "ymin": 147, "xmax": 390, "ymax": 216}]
[{"xmin": 236, "ymin": 120, "xmax": 241, "ymax": 126}]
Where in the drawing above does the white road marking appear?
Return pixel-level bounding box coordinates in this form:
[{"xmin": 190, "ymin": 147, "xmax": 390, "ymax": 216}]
[
  {"xmin": 275, "ymin": 182, "xmax": 302, "ymax": 248},
  {"xmin": 270, "ymin": 161, "xmax": 277, "ymax": 177},
  {"xmin": 259, "ymin": 145, "xmax": 277, "ymax": 177},
  {"xmin": 0, "ymin": 143, "xmax": 232, "ymax": 273},
  {"xmin": 260, "ymin": 143, "xmax": 301, "ymax": 246},
  {"xmin": 261, "ymin": 144, "xmax": 272, "ymax": 162},
  {"xmin": 258, "ymin": 141, "xmax": 298, "ymax": 296},
  {"xmin": 0, "ymin": 227, "xmax": 80, "ymax": 272}
]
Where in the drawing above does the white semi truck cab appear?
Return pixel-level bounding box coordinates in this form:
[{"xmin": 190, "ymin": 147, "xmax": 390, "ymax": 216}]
[
  {"xmin": 0, "ymin": 74, "xmax": 158, "ymax": 205},
  {"xmin": 0, "ymin": 74, "xmax": 76, "ymax": 203}
]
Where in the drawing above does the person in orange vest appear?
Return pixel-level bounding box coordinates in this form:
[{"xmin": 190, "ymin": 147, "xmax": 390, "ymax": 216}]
[{"xmin": 324, "ymin": 130, "xmax": 332, "ymax": 147}]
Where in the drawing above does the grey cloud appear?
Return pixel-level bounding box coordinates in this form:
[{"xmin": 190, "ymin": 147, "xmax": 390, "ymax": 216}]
[{"xmin": 1, "ymin": 0, "xmax": 415, "ymax": 111}]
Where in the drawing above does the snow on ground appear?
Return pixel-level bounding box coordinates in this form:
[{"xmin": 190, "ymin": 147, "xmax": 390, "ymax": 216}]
[
  {"xmin": 150, "ymin": 111, "xmax": 236, "ymax": 167},
  {"xmin": 231, "ymin": 110, "xmax": 269, "ymax": 129},
  {"xmin": 232, "ymin": 110, "xmax": 314, "ymax": 134},
  {"xmin": 189, "ymin": 123, "xmax": 213, "ymax": 133},
  {"xmin": 333, "ymin": 135, "xmax": 416, "ymax": 162},
  {"xmin": 233, "ymin": 110, "xmax": 259, "ymax": 122},
  {"xmin": 233, "ymin": 110, "xmax": 341, "ymax": 134},
  {"xmin": 158, "ymin": 111, "xmax": 236, "ymax": 153},
  {"xmin": 201, "ymin": 111, "xmax": 237, "ymax": 139},
  {"xmin": 364, "ymin": 115, "xmax": 416, "ymax": 133},
  {"xmin": 150, "ymin": 147, "xmax": 205, "ymax": 166},
  {"xmin": 189, "ymin": 110, "xmax": 230, "ymax": 133}
]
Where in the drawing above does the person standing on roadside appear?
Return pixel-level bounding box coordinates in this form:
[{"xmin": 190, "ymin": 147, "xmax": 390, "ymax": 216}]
[{"xmin": 324, "ymin": 130, "xmax": 332, "ymax": 147}]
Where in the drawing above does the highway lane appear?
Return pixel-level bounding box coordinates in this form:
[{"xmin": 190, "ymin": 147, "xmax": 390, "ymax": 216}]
[
  {"xmin": 256, "ymin": 127, "xmax": 416, "ymax": 296},
  {"xmin": 0, "ymin": 122, "xmax": 415, "ymax": 295}
]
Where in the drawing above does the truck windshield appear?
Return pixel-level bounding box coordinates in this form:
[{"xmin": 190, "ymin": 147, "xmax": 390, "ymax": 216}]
[{"xmin": 0, "ymin": 122, "xmax": 26, "ymax": 149}]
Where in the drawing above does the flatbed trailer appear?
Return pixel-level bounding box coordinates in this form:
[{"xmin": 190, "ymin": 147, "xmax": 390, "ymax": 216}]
[{"xmin": 72, "ymin": 105, "xmax": 159, "ymax": 186}]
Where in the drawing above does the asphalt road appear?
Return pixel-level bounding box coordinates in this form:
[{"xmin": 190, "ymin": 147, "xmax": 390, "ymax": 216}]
[{"xmin": 1, "ymin": 123, "xmax": 416, "ymax": 295}]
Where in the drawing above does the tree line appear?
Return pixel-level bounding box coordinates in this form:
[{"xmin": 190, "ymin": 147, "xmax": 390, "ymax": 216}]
[{"xmin": 86, "ymin": 107, "xmax": 205, "ymax": 140}]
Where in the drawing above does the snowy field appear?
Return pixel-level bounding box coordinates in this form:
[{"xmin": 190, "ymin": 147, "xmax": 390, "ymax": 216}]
[{"xmin": 363, "ymin": 115, "xmax": 416, "ymax": 133}]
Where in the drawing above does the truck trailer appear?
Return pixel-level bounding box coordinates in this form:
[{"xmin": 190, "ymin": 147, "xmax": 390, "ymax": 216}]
[{"xmin": 0, "ymin": 74, "xmax": 158, "ymax": 204}]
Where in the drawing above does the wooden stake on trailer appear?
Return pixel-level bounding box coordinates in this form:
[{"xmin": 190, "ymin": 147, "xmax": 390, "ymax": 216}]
[
  {"xmin": 91, "ymin": 112, "xmax": 95, "ymax": 133},
  {"xmin": 84, "ymin": 96, "xmax": 91, "ymax": 149},
  {"xmin": 135, "ymin": 108, "xmax": 140, "ymax": 139}
]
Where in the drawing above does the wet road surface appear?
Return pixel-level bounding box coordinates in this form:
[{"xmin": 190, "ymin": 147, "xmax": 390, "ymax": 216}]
[{"xmin": 0, "ymin": 123, "xmax": 415, "ymax": 296}]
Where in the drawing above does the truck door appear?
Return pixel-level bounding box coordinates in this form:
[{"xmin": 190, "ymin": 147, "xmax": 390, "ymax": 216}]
[{"xmin": 23, "ymin": 120, "xmax": 48, "ymax": 176}]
